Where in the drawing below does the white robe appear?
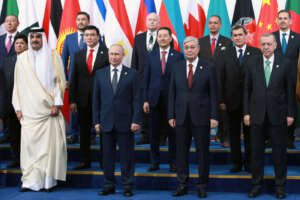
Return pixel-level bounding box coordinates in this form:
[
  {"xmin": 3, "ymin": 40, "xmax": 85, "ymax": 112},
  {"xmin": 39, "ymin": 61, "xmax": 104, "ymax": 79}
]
[{"xmin": 12, "ymin": 50, "xmax": 67, "ymax": 191}]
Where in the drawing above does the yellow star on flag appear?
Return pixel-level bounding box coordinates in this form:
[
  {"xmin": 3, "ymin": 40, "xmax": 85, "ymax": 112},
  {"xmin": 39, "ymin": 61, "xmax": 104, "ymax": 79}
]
[
  {"xmin": 258, "ymin": 21, "xmax": 263, "ymax": 28},
  {"xmin": 266, "ymin": 24, "xmax": 272, "ymax": 30},
  {"xmin": 262, "ymin": 0, "xmax": 271, "ymax": 6}
]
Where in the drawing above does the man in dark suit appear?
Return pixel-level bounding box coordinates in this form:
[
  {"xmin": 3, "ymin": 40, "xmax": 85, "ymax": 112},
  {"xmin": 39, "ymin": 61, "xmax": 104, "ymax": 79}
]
[
  {"xmin": 0, "ymin": 69, "xmax": 4, "ymax": 134},
  {"xmin": 169, "ymin": 36, "xmax": 218, "ymax": 198},
  {"xmin": 198, "ymin": 15, "xmax": 232, "ymax": 146},
  {"xmin": 244, "ymin": 34, "xmax": 296, "ymax": 199},
  {"xmin": 69, "ymin": 25, "xmax": 109, "ymax": 170},
  {"xmin": 218, "ymin": 25, "xmax": 261, "ymax": 173},
  {"xmin": 143, "ymin": 27, "xmax": 184, "ymax": 172},
  {"xmin": 0, "ymin": 15, "xmax": 19, "ymax": 144},
  {"xmin": 273, "ymin": 10, "xmax": 300, "ymax": 149},
  {"xmin": 62, "ymin": 11, "xmax": 90, "ymax": 144},
  {"xmin": 131, "ymin": 12, "xmax": 159, "ymax": 145},
  {"xmin": 1, "ymin": 34, "xmax": 28, "ymax": 168},
  {"xmin": 93, "ymin": 44, "xmax": 141, "ymax": 197}
]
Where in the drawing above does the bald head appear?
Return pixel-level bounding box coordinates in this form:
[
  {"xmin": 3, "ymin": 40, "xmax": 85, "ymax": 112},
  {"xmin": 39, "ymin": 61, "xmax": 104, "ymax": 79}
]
[{"xmin": 146, "ymin": 13, "xmax": 160, "ymax": 31}]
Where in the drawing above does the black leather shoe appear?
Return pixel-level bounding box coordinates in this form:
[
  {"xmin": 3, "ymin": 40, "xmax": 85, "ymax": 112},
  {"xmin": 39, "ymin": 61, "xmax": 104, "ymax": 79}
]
[
  {"xmin": 98, "ymin": 187, "xmax": 115, "ymax": 196},
  {"xmin": 248, "ymin": 185, "xmax": 262, "ymax": 198},
  {"xmin": 197, "ymin": 187, "xmax": 207, "ymax": 198},
  {"xmin": 275, "ymin": 187, "xmax": 286, "ymax": 199},
  {"xmin": 123, "ymin": 189, "xmax": 133, "ymax": 197},
  {"xmin": 147, "ymin": 164, "xmax": 159, "ymax": 172},
  {"xmin": 169, "ymin": 164, "xmax": 176, "ymax": 172},
  {"xmin": 230, "ymin": 165, "xmax": 242, "ymax": 173},
  {"xmin": 67, "ymin": 135, "xmax": 78, "ymax": 144},
  {"xmin": 20, "ymin": 187, "xmax": 31, "ymax": 192},
  {"xmin": 6, "ymin": 161, "xmax": 20, "ymax": 168},
  {"xmin": 172, "ymin": 186, "xmax": 187, "ymax": 197},
  {"xmin": 72, "ymin": 162, "xmax": 91, "ymax": 170}
]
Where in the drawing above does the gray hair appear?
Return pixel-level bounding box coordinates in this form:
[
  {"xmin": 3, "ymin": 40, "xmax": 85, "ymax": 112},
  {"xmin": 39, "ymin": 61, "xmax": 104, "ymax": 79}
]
[
  {"xmin": 109, "ymin": 43, "xmax": 125, "ymax": 54},
  {"xmin": 260, "ymin": 33, "xmax": 277, "ymax": 43},
  {"xmin": 183, "ymin": 36, "xmax": 200, "ymax": 47}
]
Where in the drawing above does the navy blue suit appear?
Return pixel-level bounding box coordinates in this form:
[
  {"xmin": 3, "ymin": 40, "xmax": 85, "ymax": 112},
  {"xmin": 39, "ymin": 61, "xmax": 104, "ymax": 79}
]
[
  {"xmin": 93, "ymin": 65, "xmax": 141, "ymax": 190},
  {"xmin": 0, "ymin": 34, "xmax": 16, "ymax": 68},
  {"xmin": 168, "ymin": 58, "xmax": 218, "ymax": 187},
  {"xmin": 144, "ymin": 47, "xmax": 184, "ymax": 166}
]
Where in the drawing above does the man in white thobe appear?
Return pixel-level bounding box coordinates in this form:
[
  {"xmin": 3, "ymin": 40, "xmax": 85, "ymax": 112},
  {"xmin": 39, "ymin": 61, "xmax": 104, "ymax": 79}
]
[{"xmin": 12, "ymin": 28, "xmax": 67, "ymax": 192}]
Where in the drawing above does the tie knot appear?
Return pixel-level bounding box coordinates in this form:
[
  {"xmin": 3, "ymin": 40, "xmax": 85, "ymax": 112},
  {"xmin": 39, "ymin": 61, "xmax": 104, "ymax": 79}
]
[
  {"xmin": 282, "ymin": 33, "xmax": 287, "ymax": 37},
  {"xmin": 239, "ymin": 49, "xmax": 243, "ymax": 53},
  {"xmin": 113, "ymin": 68, "xmax": 118, "ymax": 72},
  {"xmin": 89, "ymin": 49, "xmax": 94, "ymax": 53},
  {"xmin": 212, "ymin": 37, "xmax": 216, "ymax": 42},
  {"xmin": 8, "ymin": 35, "xmax": 12, "ymax": 39},
  {"xmin": 162, "ymin": 50, "xmax": 167, "ymax": 55},
  {"xmin": 188, "ymin": 63, "xmax": 193, "ymax": 69},
  {"xmin": 265, "ymin": 60, "xmax": 271, "ymax": 66}
]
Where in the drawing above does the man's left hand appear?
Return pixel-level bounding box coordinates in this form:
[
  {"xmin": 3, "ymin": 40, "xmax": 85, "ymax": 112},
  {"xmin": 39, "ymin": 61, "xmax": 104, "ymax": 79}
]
[
  {"xmin": 210, "ymin": 119, "xmax": 218, "ymax": 129},
  {"xmin": 131, "ymin": 123, "xmax": 140, "ymax": 133},
  {"xmin": 287, "ymin": 117, "xmax": 294, "ymax": 127},
  {"xmin": 50, "ymin": 106, "xmax": 60, "ymax": 116}
]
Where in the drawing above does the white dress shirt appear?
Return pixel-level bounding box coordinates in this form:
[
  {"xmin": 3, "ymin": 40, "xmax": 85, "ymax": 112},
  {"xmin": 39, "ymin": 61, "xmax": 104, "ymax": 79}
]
[
  {"xmin": 146, "ymin": 30, "xmax": 157, "ymax": 50},
  {"xmin": 110, "ymin": 64, "xmax": 123, "ymax": 83},
  {"xmin": 186, "ymin": 57, "xmax": 199, "ymax": 77},
  {"xmin": 86, "ymin": 43, "xmax": 100, "ymax": 70},
  {"xmin": 235, "ymin": 44, "xmax": 247, "ymax": 57}
]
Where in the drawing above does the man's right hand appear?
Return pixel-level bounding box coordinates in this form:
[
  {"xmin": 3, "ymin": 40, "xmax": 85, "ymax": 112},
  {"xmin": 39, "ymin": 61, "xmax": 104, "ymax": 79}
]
[
  {"xmin": 95, "ymin": 124, "xmax": 101, "ymax": 134},
  {"xmin": 168, "ymin": 119, "xmax": 176, "ymax": 128},
  {"xmin": 70, "ymin": 103, "xmax": 77, "ymax": 113},
  {"xmin": 143, "ymin": 102, "xmax": 150, "ymax": 113},
  {"xmin": 244, "ymin": 115, "xmax": 250, "ymax": 126},
  {"xmin": 219, "ymin": 103, "xmax": 226, "ymax": 111},
  {"xmin": 16, "ymin": 111, "xmax": 23, "ymax": 121}
]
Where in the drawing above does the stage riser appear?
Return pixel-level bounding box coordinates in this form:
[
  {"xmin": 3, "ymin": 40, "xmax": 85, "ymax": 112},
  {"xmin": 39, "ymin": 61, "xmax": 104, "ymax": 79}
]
[{"xmin": 1, "ymin": 173, "xmax": 300, "ymax": 194}]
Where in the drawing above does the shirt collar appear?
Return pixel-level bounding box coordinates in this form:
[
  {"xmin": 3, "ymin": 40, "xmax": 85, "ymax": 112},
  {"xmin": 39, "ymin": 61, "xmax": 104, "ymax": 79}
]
[
  {"xmin": 147, "ymin": 30, "xmax": 157, "ymax": 37},
  {"xmin": 110, "ymin": 64, "xmax": 123, "ymax": 72},
  {"xmin": 160, "ymin": 46, "xmax": 170, "ymax": 54},
  {"xmin": 280, "ymin": 29, "xmax": 290, "ymax": 37},
  {"xmin": 263, "ymin": 54, "xmax": 274, "ymax": 64},
  {"xmin": 87, "ymin": 43, "xmax": 99, "ymax": 53},
  {"xmin": 6, "ymin": 31, "xmax": 17, "ymax": 38},
  {"xmin": 210, "ymin": 33, "xmax": 219, "ymax": 41},
  {"xmin": 187, "ymin": 57, "xmax": 199, "ymax": 67},
  {"xmin": 235, "ymin": 44, "xmax": 247, "ymax": 52}
]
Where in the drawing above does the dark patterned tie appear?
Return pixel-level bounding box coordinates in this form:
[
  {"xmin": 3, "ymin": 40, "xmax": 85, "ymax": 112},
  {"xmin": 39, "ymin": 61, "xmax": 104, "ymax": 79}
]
[{"xmin": 112, "ymin": 68, "xmax": 118, "ymax": 94}]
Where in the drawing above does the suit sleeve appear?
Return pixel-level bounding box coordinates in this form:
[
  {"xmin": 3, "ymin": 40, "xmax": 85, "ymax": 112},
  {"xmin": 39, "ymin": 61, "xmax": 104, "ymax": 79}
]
[
  {"xmin": 217, "ymin": 53, "xmax": 226, "ymax": 103},
  {"xmin": 243, "ymin": 62, "xmax": 252, "ymax": 115},
  {"xmin": 92, "ymin": 72, "xmax": 101, "ymax": 125},
  {"xmin": 61, "ymin": 36, "xmax": 70, "ymax": 80},
  {"xmin": 69, "ymin": 53, "xmax": 78, "ymax": 104},
  {"xmin": 168, "ymin": 68, "xmax": 176, "ymax": 120},
  {"xmin": 0, "ymin": 69, "xmax": 5, "ymax": 118},
  {"xmin": 132, "ymin": 71, "xmax": 142, "ymax": 125},
  {"xmin": 286, "ymin": 61, "xmax": 296, "ymax": 118},
  {"xmin": 131, "ymin": 38, "xmax": 139, "ymax": 70},
  {"xmin": 143, "ymin": 56, "xmax": 150, "ymax": 102},
  {"xmin": 209, "ymin": 64, "xmax": 218, "ymax": 120}
]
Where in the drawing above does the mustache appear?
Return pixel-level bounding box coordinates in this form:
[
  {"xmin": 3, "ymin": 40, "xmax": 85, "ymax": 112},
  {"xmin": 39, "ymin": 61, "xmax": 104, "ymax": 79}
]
[{"xmin": 31, "ymin": 41, "xmax": 40, "ymax": 44}]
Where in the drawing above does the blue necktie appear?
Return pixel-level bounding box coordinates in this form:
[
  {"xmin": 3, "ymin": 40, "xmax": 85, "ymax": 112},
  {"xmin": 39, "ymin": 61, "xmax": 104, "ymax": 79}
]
[
  {"xmin": 281, "ymin": 33, "xmax": 287, "ymax": 55},
  {"xmin": 238, "ymin": 49, "xmax": 243, "ymax": 65},
  {"xmin": 79, "ymin": 34, "xmax": 84, "ymax": 49}
]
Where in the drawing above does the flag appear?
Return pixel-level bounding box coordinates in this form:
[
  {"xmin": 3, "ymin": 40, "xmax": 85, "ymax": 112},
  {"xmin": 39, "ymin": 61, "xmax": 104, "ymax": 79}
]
[
  {"xmin": 232, "ymin": 0, "xmax": 256, "ymax": 45},
  {"xmin": 7, "ymin": 0, "xmax": 18, "ymax": 16},
  {"xmin": 82, "ymin": 0, "xmax": 106, "ymax": 35},
  {"xmin": 57, "ymin": 0, "xmax": 80, "ymax": 124},
  {"xmin": 204, "ymin": 0, "xmax": 231, "ymax": 38},
  {"xmin": 286, "ymin": 0, "xmax": 300, "ymax": 33},
  {"xmin": 180, "ymin": 0, "xmax": 206, "ymax": 38},
  {"xmin": 135, "ymin": 0, "xmax": 156, "ymax": 35},
  {"xmin": 57, "ymin": 0, "xmax": 80, "ymax": 54},
  {"xmin": 42, "ymin": 0, "xmax": 63, "ymax": 49},
  {"xmin": 253, "ymin": 0, "xmax": 278, "ymax": 47},
  {"xmin": 159, "ymin": 1, "xmax": 181, "ymax": 51},
  {"xmin": 0, "ymin": 0, "xmax": 7, "ymax": 35},
  {"xmin": 17, "ymin": 0, "xmax": 39, "ymax": 35},
  {"xmin": 104, "ymin": 0, "xmax": 135, "ymax": 66}
]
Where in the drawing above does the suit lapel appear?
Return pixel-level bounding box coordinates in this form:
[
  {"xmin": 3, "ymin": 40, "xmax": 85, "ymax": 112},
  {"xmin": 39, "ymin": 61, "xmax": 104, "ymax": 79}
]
[
  {"xmin": 257, "ymin": 56, "xmax": 268, "ymax": 88},
  {"xmin": 93, "ymin": 46, "xmax": 105, "ymax": 73},
  {"xmin": 204, "ymin": 36, "xmax": 213, "ymax": 57},
  {"xmin": 80, "ymin": 49, "xmax": 91, "ymax": 75},
  {"xmin": 268, "ymin": 55, "xmax": 280, "ymax": 87},
  {"xmin": 286, "ymin": 31, "xmax": 296, "ymax": 55},
  {"xmin": 104, "ymin": 67, "xmax": 114, "ymax": 96},
  {"xmin": 115, "ymin": 66, "xmax": 128, "ymax": 95},
  {"xmin": 191, "ymin": 60, "xmax": 202, "ymax": 87}
]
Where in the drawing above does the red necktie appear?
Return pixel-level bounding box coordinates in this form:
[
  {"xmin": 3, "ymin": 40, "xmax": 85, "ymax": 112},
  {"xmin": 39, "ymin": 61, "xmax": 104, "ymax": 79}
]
[
  {"xmin": 211, "ymin": 37, "xmax": 216, "ymax": 56},
  {"xmin": 86, "ymin": 49, "xmax": 94, "ymax": 74},
  {"xmin": 161, "ymin": 50, "xmax": 167, "ymax": 74},
  {"xmin": 188, "ymin": 63, "xmax": 193, "ymax": 89}
]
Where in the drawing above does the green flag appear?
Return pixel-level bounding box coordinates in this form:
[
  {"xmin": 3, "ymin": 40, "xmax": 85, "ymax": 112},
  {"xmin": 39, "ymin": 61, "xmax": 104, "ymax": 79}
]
[
  {"xmin": 6, "ymin": 0, "xmax": 18, "ymax": 16},
  {"xmin": 285, "ymin": 0, "xmax": 300, "ymax": 33}
]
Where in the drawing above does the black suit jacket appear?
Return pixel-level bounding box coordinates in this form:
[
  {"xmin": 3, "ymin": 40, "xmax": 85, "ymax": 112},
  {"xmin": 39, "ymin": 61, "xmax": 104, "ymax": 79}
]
[
  {"xmin": 273, "ymin": 30, "xmax": 300, "ymax": 83},
  {"xmin": 0, "ymin": 33, "xmax": 17, "ymax": 69},
  {"xmin": 218, "ymin": 45, "xmax": 261, "ymax": 111},
  {"xmin": 244, "ymin": 54, "xmax": 296, "ymax": 125},
  {"xmin": 198, "ymin": 34, "xmax": 232, "ymax": 63},
  {"xmin": 0, "ymin": 68, "xmax": 5, "ymax": 118},
  {"xmin": 1, "ymin": 55, "xmax": 17, "ymax": 115},
  {"xmin": 69, "ymin": 45, "xmax": 109, "ymax": 108},
  {"xmin": 131, "ymin": 31, "xmax": 158, "ymax": 85},
  {"xmin": 168, "ymin": 58, "xmax": 218, "ymax": 126}
]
